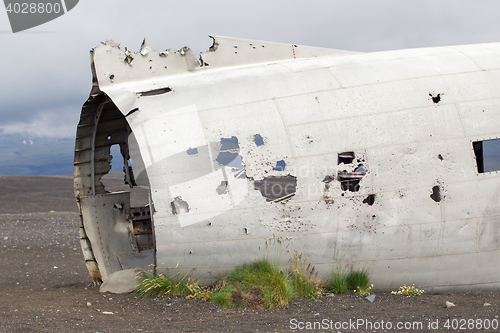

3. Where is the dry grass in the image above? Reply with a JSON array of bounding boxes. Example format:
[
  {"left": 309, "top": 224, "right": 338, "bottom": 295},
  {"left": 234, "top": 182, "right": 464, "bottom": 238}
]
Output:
[{"left": 289, "top": 251, "right": 324, "bottom": 299}]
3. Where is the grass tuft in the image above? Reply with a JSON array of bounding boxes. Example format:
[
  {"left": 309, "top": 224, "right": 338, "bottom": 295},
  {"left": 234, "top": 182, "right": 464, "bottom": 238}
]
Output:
[
  {"left": 135, "top": 271, "right": 208, "bottom": 299},
  {"left": 136, "top": 254, "right": 379, "bottom": 308},
  {"left": 289, "top": 251, "right": 324, "bottom": 299},
  {"left": 346, "top": 268, "right": 373, "bottom": 296},
  {"left": 210, "top": 259, "right": 293, "bottom": 308},
  {"left": 346, "top": 268, "right": 370, "bottom": 291},
  {"left": 328, "top": 271, "right": 349, "bottom": 294},
  {"left": 328, "top": 266, "right": 373, "bottom": 296}
]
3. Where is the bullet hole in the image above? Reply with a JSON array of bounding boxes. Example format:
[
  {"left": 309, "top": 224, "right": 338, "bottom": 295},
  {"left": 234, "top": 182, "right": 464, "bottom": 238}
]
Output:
[
  {"left": 216, "top": 152, "right": 241, "bottom": 167},
  {"left": 254, "top": 175, "right": 297, "bottom": 202},
  {"left": 187, "top": 147, "right": 198, "bottom": 155},
  {"left": 322, "top": 175, "right": 335, "bottom": 183},
  {"left": 216, "top": 136, "right": 244, "bottom": 170},
  {"left": 323, "top": 196, "right": 334, "bottom": 205},
  {"left": 109, "top": 74, "right": 115, "bottom": 80},
  {"left": 322, "top": 175, "right": 335, "bottom": 189},
  {"left": 254, "top": 134, "right": 264, "bottom": 146},
  {"left": 338, "top": 152, "right": 355, "bottom": 165},
  {"left": 273, "top": 160, "right": 286, "bottom": 171},
  {"left": 430, "top": 186, "right": 441, "bottom": 203},
  {"left": 363, "top": 194, "right": 375, "bottom": 206},
  {"left": 137, "top": 87, "right": 172, "bottom": 97},
  {"left": 438, "top": 154, "right": 443, "bottom": 161},
  {"left": 220, "top": 136, "right": 239, "bottom": 150},
  {"left": 354, "top": 164, "right": 367, "bottom": 173},
  {"left": 208, "top": 222, "right": 212, "bottom": 226},
  {"left": 307, "top": 136, "right": 313, "bottom": 144},
  {"left": 338, "top": 168, "right": 365, "bottom": 192},
  {"left": 171, "top": 197, "right": 189, "bottom": 215},
  {"left": 429, "top": 93, "right": 441, "bottom": 104},
  {"left": 216, "top": 181, "right": 228, "bottom": 195},
  {"left": 336, "top": 151, "right": 367, "bottom": 192},
  {"left": 338, "top": 177, "right": 360, "bottom": 191}
]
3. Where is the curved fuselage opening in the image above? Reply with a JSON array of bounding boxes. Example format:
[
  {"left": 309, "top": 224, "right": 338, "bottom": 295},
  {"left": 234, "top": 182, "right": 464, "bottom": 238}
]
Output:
[{"left": 74, "top": 93, "right": 154, "bottom": 283}]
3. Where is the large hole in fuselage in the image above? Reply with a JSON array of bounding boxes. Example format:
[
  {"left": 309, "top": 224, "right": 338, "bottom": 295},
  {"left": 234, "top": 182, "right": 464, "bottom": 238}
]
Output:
[
  {"left": 76, "top": 94, "right": 155, "bottom": 280},
  {"left": 99, "top": 121, "right": 155, "bottom": 257}
]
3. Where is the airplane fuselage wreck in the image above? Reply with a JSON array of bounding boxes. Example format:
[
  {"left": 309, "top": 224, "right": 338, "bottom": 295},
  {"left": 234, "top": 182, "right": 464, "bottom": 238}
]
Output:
[{"left": 74, "top": 36, "right": 500, "bottom": 292}]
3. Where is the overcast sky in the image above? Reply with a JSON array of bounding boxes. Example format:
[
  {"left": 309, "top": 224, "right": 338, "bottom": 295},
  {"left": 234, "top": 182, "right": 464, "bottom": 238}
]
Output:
[{"left": 1, "top": 0, "right": 500, "bottom": 140}]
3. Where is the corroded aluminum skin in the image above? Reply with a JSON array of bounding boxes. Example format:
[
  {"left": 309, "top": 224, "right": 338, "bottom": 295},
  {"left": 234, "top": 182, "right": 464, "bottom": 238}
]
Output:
[{"left": 75, "top": 36, "right": 500, "bottom": 292}]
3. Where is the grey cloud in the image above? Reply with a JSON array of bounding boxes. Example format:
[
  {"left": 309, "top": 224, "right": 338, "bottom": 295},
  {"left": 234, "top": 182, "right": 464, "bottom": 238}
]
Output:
[{"left": 1, "top": 0, "right": 500, "bottom": 139}]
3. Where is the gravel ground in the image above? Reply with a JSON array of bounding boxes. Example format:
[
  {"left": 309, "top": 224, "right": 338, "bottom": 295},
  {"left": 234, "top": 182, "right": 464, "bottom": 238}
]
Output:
[{"left": 0, "top": 175, "right": 499, "bottom": 332}]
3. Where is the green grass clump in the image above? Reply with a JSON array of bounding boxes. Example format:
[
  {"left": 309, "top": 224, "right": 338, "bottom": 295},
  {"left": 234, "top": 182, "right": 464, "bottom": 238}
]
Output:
[
  {"left": 347, "top": 268, "right": 373, "bottom": 297},
  {"left": 210, "top": 259, "right": 294, "bottom": 308},
  {"left": 136, "top": 255, "right": 383, "bottom": 308},
  {"left": 328, "top": 271, "right": 349, "bottom": 294},
  {"left": 135, "top": 271, "right": 192, "bottom": 298},
  {"left": 135, "top": 271, "right": 211, "bottom": 300},
  {"left": 328, "top": 267, "right": 373, "bottom": 296},
  {"left": 347, "top": 268, "right": 371, "bottom": 292}
]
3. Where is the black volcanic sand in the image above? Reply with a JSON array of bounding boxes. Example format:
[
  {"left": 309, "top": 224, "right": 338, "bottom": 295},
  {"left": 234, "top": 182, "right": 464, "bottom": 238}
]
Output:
[{"left": 0, "top": 174, "right": 499, "bottom": 332}]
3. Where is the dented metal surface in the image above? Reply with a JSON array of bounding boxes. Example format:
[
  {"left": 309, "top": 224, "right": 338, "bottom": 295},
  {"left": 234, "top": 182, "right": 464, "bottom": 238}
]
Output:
[{"left": 75, "top": 36, "right": 500, "bottom": 291}]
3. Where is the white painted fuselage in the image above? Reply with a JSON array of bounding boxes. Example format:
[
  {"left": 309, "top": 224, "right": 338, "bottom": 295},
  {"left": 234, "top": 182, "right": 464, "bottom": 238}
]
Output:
[{"left": 75, "top": 36, "right": 500, "bottom": 292}]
